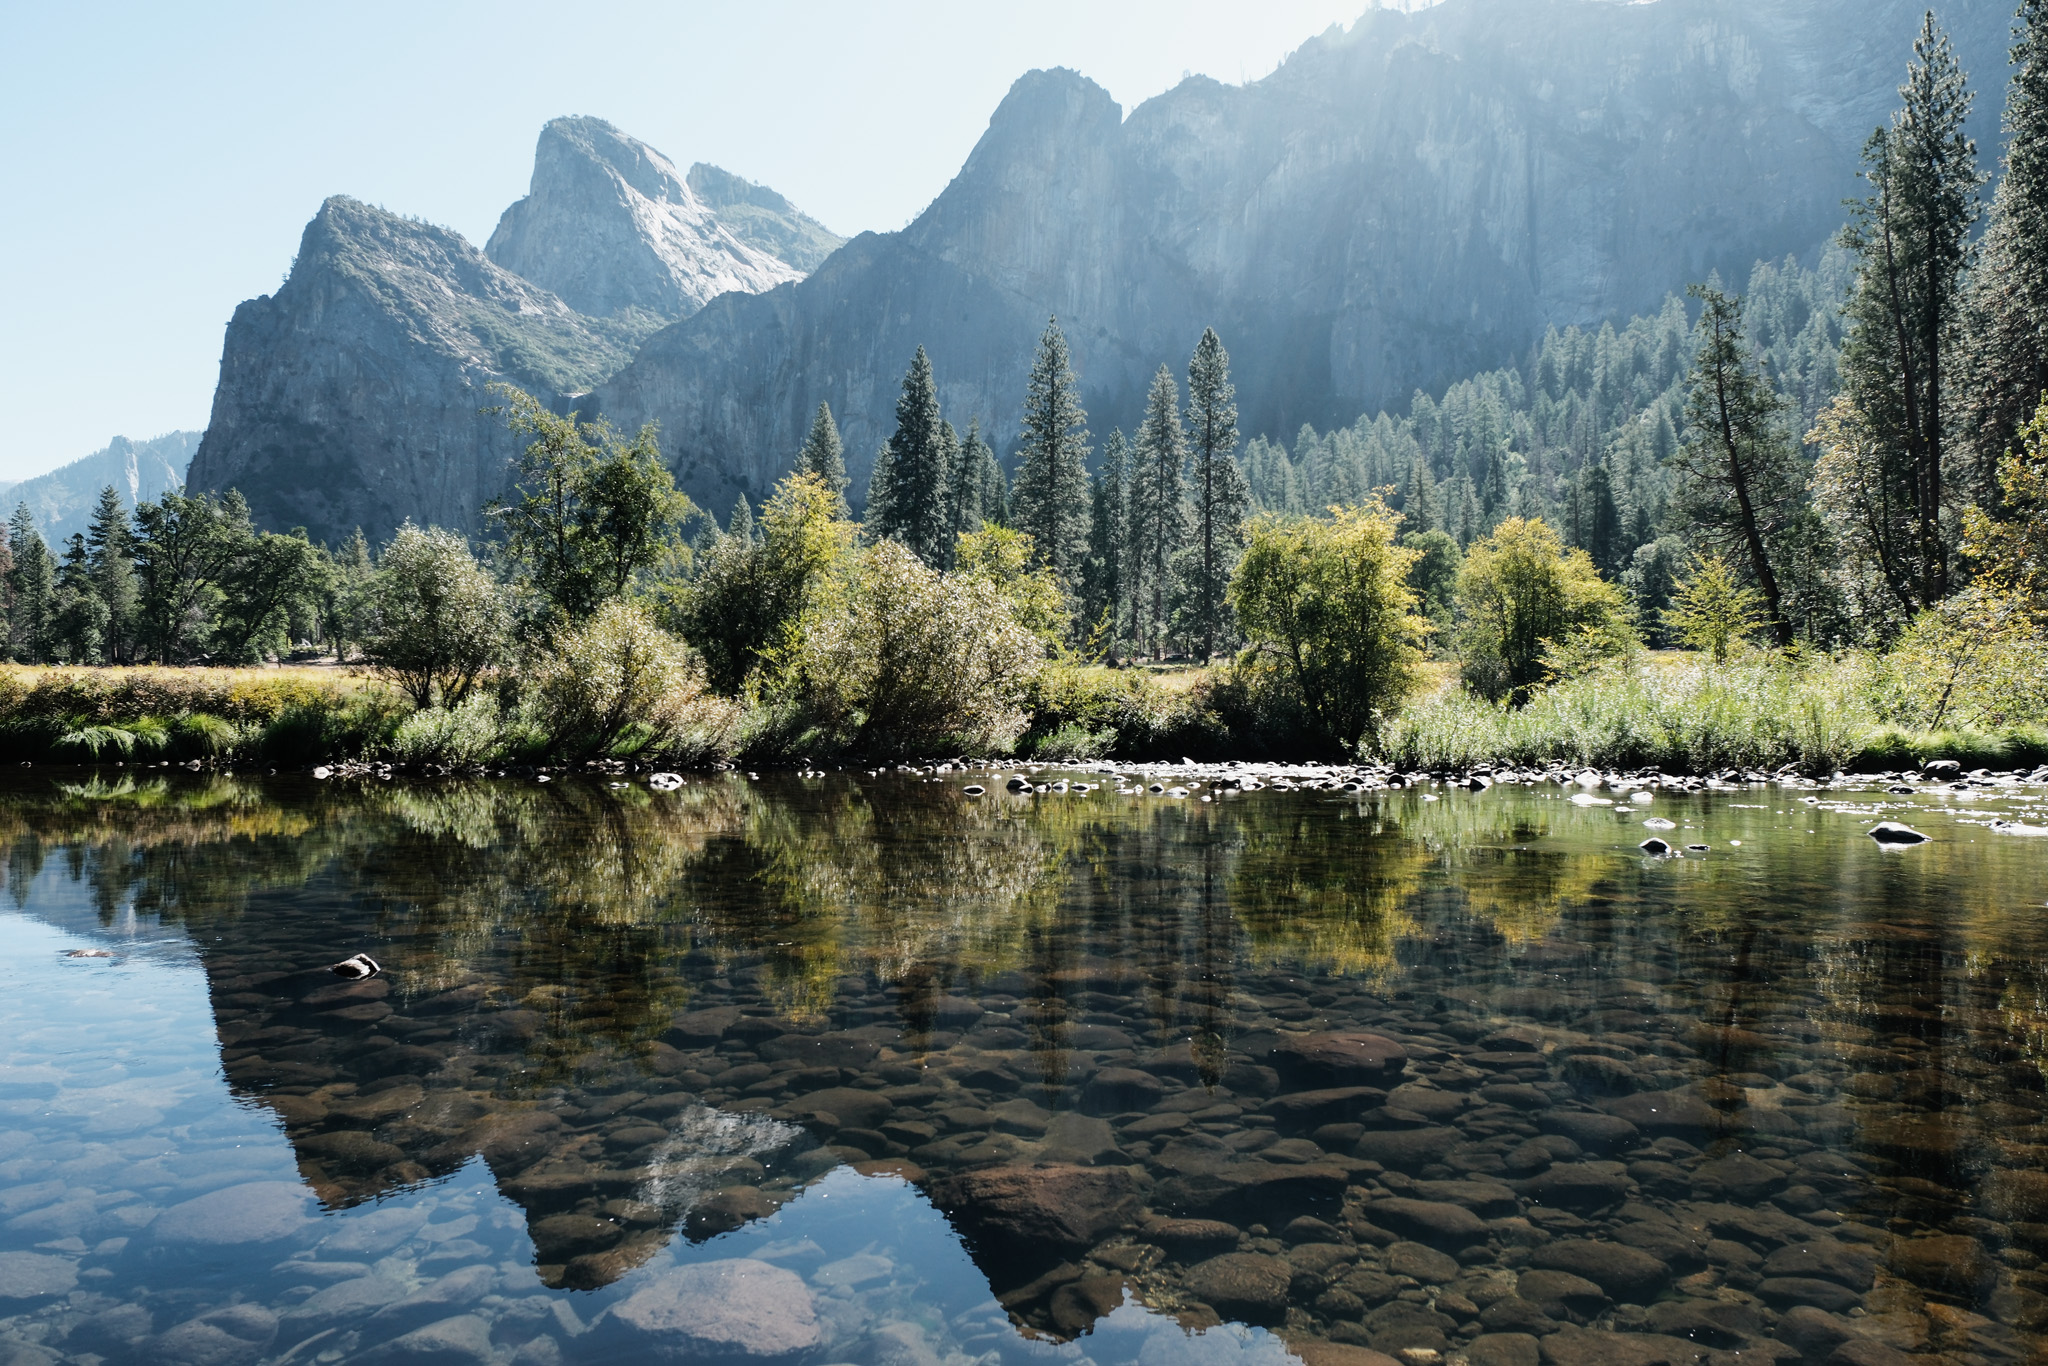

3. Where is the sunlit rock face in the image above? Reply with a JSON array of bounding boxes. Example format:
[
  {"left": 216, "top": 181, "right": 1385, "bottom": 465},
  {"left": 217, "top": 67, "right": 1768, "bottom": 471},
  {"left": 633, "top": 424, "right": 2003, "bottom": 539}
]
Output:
[
  {"left": 590, "top": 0, "right": 2011, "bottom": 516},
  {"left": 485, "top": 117, "right": 803, "bottom": 321}
]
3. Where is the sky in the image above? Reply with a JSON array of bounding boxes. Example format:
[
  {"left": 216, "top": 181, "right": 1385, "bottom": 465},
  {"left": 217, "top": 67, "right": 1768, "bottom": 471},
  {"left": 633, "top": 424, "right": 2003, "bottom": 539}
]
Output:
[{"left": 0, "top": 0, "right": 1453, "bottom": 485}]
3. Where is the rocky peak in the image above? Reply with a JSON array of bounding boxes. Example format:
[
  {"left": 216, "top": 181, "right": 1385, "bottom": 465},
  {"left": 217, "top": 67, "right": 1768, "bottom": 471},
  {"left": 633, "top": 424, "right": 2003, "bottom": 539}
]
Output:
[
  {"left": 485, "top": 116, "right": 800, "bottom": 320},
  {"left": 686, "top": 162, "right": 846, "bottom": 273}
]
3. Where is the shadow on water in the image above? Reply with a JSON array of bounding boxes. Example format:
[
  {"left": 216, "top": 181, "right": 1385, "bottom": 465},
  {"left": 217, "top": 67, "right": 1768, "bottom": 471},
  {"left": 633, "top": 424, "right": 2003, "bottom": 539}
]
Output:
[{"left": 2, "top": 768, "right": 2048, "bottom": 1363}]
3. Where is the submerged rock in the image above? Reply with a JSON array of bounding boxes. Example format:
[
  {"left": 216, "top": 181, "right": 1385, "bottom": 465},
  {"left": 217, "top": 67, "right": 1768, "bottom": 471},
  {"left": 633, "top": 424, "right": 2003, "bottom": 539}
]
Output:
[{"left": 608, "top": 1259, "right": 820, "bottom": 1360}]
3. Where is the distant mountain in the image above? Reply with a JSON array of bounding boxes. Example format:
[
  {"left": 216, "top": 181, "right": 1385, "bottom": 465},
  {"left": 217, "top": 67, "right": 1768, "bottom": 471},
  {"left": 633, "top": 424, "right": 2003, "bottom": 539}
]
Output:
[
  {"left": 10, "top": 432, "right": 197, "bottom": 546},
  {"left": 191, "top": 0, "right": 2016, "bottom": 539},
  {"left": 685, "top": 162, "right": 845, "bottom": 273},
  {"left": 190, "top": 125, "right": 838, "bottom": 544},
  {"left": 484, "top": 117, "right": 807, "bottom": 323}
]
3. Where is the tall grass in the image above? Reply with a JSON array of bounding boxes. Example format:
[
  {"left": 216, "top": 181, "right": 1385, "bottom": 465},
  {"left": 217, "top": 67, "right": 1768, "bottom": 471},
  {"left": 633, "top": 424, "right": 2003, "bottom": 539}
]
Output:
[{"left": 1379, "top": 653, "right": 2048, "bottom": 774}]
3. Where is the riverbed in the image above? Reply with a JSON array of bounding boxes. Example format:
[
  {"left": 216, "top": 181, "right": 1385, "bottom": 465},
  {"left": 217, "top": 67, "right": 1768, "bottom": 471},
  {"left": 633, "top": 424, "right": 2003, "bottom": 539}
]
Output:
[{"left": 0, "top": 767, "right": 2044, "bottom": 1366}]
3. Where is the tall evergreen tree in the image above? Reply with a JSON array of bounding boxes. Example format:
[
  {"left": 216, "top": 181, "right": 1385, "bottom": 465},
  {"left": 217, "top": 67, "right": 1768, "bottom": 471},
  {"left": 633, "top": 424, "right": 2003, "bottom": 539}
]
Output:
[
  {"left": 85, "top": 485, "right": 138, "bottom": 663},
  {"left": 1400, "top": 456, "right": 1438, "bottom": 534},
  {"left": 1011, "top": 317, "right": 1092, "bottom": 596},
  {"left": 797, "top": 401, "right": 849, "bottom": 513},
  {"left": 727, "top": 494, "right": 756, "bottom": 546},
  {"left": 949, "top": 419, "right": 998, "bottom": 546},
  {"left": 1962, "top": 0, "right": 2048, "bottom": 500},
  {"left": 1081, "top": 430, "right": 1129, "bottom": 653},
  {"left": 6, "top": 505, "right": 55, "bottom": 664},
  {"left": 1569, "top": 457, "right": 1625, "bottom": 578},
  {"left": 1675, "top": 285, "right": 1801, "bottom": 647},
  {"left": 1837, "top": 12, "right": 1984, "bottom": 608},
  {"left": 1130, "top": 366, "right": 1189, "bottom": 657},
  {"left": 52, "top": 532, "right": 108, "bottom": 664},
  {"left": 1185, "top": 328, "right": 1250, "bottom": 661},
  {"left": 868, "top": 347, "right": 951, "bottom": 565}
]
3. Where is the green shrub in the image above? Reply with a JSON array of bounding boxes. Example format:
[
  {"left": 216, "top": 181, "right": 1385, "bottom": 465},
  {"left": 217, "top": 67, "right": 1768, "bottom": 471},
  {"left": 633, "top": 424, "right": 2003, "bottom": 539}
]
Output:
[
  {"left": 389, "top": 694, "right": 506, "bottom": 767},
  {"left": 1458, "top": 517, "right": 1635, "bottom": 703},
  {"left": 529, "top": 600, "right": 738, "bottom": 760}
]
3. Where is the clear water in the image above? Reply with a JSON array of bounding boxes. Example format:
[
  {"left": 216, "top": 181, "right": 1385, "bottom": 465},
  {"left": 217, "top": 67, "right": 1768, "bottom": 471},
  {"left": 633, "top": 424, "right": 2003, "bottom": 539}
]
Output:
[{"left": 1, "top": 767, "right": 2046, "bottom": 1366}]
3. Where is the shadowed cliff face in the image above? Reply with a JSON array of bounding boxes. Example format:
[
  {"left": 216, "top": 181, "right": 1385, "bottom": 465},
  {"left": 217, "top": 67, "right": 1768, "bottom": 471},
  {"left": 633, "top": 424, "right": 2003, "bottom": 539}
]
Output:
[{"left": 591, "top": 0, "right": 2013, "bottom": 516}]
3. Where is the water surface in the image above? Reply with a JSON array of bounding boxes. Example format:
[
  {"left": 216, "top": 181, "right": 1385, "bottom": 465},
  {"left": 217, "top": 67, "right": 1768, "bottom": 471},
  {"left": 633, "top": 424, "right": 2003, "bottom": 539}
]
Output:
[{"left": 1, "top": 767, "right": 2045, "bottom": 1366}]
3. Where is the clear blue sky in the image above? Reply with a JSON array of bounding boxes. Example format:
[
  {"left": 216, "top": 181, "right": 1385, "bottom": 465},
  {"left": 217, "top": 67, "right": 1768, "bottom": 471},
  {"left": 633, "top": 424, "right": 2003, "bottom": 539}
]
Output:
[{"left": 0, "top": 0, "right": 1441, "bottom": 483}]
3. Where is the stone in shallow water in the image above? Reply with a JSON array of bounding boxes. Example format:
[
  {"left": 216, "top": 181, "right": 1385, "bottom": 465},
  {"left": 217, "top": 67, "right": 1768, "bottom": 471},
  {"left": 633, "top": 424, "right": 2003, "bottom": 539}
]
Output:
[
  {"left": 929, "top": 1164, "right": 1139, "bottom": 1269},
  {"left": 359, "top": 1313, "right": 497, "bottom": 1365},
  {"left": 0, "top": 1252, "right": 76, "bottom": 1300},
  {"left": 609, "top": 1259, "right": 820, "bottom": 1360},
  {"left": 151, "top": 1303, "right": 279, "bottom": 1366},
  {"left": 1387, "top": 1241, "right": 1461, "bottom": 1283},
  {"left": 1642, "top": 1298, "right": 1761, "bottom": 1347},
  {"left": 1516, "top": 1269, "right": 1608, "bottom": 1318},
  {"left": 1887, "top": 1234, "right": 1995, "bottom": 1302},
  {"left": 1182, "top": 1252, "right": 1293, "bottom": 1323},
  {"left": 1537, "top": 1326, "right": 1709, "bottom": 1366},
  {"left": 149, "top": 1181, "right": 313, "bottom": 1246},
  {"left": 1468, "top": 1332, "right": 1543, "bottom": 1366},
  {"left": 1761, "top": 1239, "right": 1876, "bottom": 1291},
  {"left": 1142, "top": 1217, "right": 1241, "bottom": 1256},
  {"left": 1354, "top": 1126, "right": 1462, "bottom": 1170},
  {"left": 1529, "top": 1241, "right": 1670, "bottom": 1302},
  {"left": 1368, "top": 1197, "right": 1488, "bottom": 1245},
  {"left": 1518, "top": 1162, "right": 1629, "bottom": 1211},
  {"left": 1541, "top": 1113, "right": 1639, "bottom": 1153},
  {"left": 1757, "top": 1276, "right": 1860, "bottom": 1313},
  {"left": 1273, "top": 1032, "right": 1408, "bottom": 1086}
]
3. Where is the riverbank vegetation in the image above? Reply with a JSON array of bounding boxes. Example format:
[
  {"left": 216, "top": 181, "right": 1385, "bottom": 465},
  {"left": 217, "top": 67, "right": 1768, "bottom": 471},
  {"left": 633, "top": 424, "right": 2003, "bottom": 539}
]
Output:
[{"left": 1, "top": 14, "right": 2046, "bottom": 774}]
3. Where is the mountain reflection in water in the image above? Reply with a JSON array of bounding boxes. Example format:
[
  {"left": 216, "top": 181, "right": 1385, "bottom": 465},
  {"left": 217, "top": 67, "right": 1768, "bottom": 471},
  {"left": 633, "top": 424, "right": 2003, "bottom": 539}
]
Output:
[{"left": 1, "top": 768, "right": 2046, "bottom": 1365}]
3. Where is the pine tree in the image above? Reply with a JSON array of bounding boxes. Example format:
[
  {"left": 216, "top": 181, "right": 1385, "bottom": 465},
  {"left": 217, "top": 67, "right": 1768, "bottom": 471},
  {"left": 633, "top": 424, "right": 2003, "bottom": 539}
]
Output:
[
  {"left": 1081, "top": 430, "right": 1129, "bottom": 653},
  {"left": 1011, "top": 317, "right": 1092, "bottom": 597},
  {"left": 85, "top": 485, "right": 137, "bottom": 663},
  {"left": 1185, "top": 328, "right": 1250, "bottom": 661},
  {"left": 53, "top": 532, "right": 108, "bottom": 664},
  {"left": 1400, "top": 456, "right": 1438, "bottom": 534},
  {"left": 1130, "top": 366, "right": 1189, "bottom": 657},
  {"left": 950, "top": 419, "right": 997, "bottom": 546},
  {"left": 1837, "top": 12, "right": 1984, "bottom": 608},
  {"left": 797, "top": 401, "right": 849, "bottom": 513},
  {"left": 728, "top": 494, "right": 756, "bottom": 546},
  {"left": 1962, "top": 0, "right": 2048, "bottom": 500},
  {"left": 6, "top": 505, "right": 55, "bottom": 664},
  {"left": 1569, "top": 458, "right": 1623, "bottom": 578},
  {"left": 869, "top": 347, "right": 951, "bottom": 565},
  {"left": 1675, "top": 285, "right": 1801, "bottom": 647}
]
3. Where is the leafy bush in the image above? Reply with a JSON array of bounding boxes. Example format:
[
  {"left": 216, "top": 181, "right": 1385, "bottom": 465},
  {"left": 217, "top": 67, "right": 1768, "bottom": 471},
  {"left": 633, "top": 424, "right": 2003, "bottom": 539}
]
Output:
[
  {"left": 362, "top": 524, "right": 508, "bottom": 709},
  {"left": 389, "top": 694, "right": 506, "bottom": 767},
  {"left": 774, "top": 540, "right": 1041, "bottom": 754},
  {"left": 1458, "top": 517, "right": 1637, "bottom": 703},
  {"left": 529, "top": 600, "right": 738, "bottom": 761},
  {"left": 1230, "top": 504, "right": 1428, "bottom": 752}
]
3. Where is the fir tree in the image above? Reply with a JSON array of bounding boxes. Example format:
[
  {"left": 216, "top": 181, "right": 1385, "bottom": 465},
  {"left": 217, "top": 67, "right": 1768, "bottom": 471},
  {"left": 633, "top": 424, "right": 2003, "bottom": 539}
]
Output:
[
  {"left": 85, "top": 485, "right": 138, "bottom": 663},
  {"left": 1185, "top": 328, "right": 1250, "bottom": 661},
  {"left": 1081, "top": 430, "right": 1129, "bottom": 653},
  {"left": 1400, "top": 456, "right": 1438, "bottom": 534},
  {"left": 797, "top": 401, "right": 849, "bottom": 512},
  {"left": 950, "top": 419, "right": 997, "bottom": 546},
  {"left": 1010, "top": 317, "right": 1092, "bottom": 597},
  {"left": 869, "top": 347, "right": 951, "bottom": 565},
  {"left": 1130, "top": 366, "right": 1189, "bottom": 657},
  {"left": 1569, "top": 458, "right": 1625, "bottom": 578},
  {"left": 1837, "top": 12, "right": 1984, "bottom": 608},
  {"left": 6, "top": 505, "right": 55, "bottom": 664},
  {"left": 1962, "top": 0, "right": 2048, "bottom": 500},
  {"left": 53, "top": 532, "right": 108, "bottom": 664},
  {"left": 728, "top": 494, "right": 756, "bottom": 546}
]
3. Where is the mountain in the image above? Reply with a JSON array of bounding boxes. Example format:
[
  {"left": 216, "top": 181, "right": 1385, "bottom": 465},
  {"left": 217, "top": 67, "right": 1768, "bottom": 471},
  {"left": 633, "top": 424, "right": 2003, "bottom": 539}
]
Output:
[
  {"left": 190, "top": 123, "right": 840, "bottom": 544},
  {"left": 685, "top": 161, "right": 846, "bottom": 273},
  {"left": 191, "top": 0, "right": 2016, "bottom": 540},
  {"left": 9, "top": 431, "right": 198, "bottom": 546},
  {"left": 588, "top": 0, "right": 2015, "bottom": 516},
  {"left": 484, "top": 117, "right": 810, "bottom": 321}
]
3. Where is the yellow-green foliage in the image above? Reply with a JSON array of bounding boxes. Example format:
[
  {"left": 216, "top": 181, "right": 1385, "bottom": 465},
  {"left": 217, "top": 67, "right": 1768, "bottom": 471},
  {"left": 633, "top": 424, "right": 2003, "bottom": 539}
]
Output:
[
  {"left": 1664, "top": 554, "right": 1765, "bottom": 661},
  {"left": 1458, "top": 517, "right": 1636, "bottom": 703},
  {"left": 529, "top": 600, "right": 741, "bottom": 761},
  {"left": 0, "top": 665, "right": 391, "bottom": 724},
  {"left": 953, "top": 522, "right": 1067, "bottom": 645}
]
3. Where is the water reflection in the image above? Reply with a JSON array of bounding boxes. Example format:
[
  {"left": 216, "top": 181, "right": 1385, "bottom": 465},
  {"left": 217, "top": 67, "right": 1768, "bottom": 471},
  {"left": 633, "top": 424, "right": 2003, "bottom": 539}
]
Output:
[{"left": 0, "top": 770, "right": 2046, "bottom": 1363}]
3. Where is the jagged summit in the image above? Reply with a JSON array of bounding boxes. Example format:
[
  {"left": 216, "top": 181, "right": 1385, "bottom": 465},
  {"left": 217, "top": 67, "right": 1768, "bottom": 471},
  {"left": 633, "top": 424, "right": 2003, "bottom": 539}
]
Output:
[
  {"left": 686, "top": 162, "right": 845, "bottom": 273},
  {"left": 485, "top": 116, "right": 801, "bottom": 320}
]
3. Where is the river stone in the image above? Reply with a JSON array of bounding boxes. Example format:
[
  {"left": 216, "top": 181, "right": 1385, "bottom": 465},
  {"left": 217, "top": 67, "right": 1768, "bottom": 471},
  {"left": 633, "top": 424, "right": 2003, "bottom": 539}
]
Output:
[
  {"left": 791, "top": 1086, "right": 891, "bottom": 1131},
  {"left": 1364, "top": 1301, "right": 1456, "bottom": 1352},
  {"left": 1354, "top": 1126, "right": 1462, "bottom": 1170},
  {"left": 1601, "top": 1090, "right": 1721, "bottom": 1136},
  {"left": 1369, "top": 1196, "right": 1487, "bottom": 1244},
  {"left": 1987, "top": 1169, "right": 2048, "bottom": 1224},
  {"left": 1183, "top": 1252, "right": 1292, "bottom": 1322},
  {"left": 1143, "top": 1217, "right": 1241, "bottom": 1256},
  {"left": 150, "top": 1182, "right": 313, "bottom": 1246},
  {"left": 1517, "top": 1270, "right": 1609, "bottom": 1317},
  {"left": 1265, "top": 1087, "right": 1387, "bottom": 1129},
  {"left": 1538, "top": 1326, "right": 1709, "bottom": 1366},
  {"left": 1082, "top": 1068, "right": 1167, "bottom": 1112},
  {"left": 1417, "top": 1178, "right": 1521, "bottom": 1216},
  {"left": 1388, "top": 1241, "right": 1461, "bottom": 1283},
  {"left": 610, "top": 1259, "right": 820, "bottom": 1360},
  {"left": 280, "top": 1275, "right": 413, "bottom": 1331},
  {"left": 1274, "top": 1032, "right": 1408, "bottom": 1085},
  {"left": 1824, "top": 1340, "right": 1917, "bottom": 1366},
  {"left": 1690, "top": 1152, "right": 1784, "bottom": 1202},
  {"left": 1774, "top": 1305, "right": 1851, "bottom": 1359},
  {"left": 1470, "top": 1332, "right": 1543, "bottom": 1366},
  {"left": 360, "top": 1314, "right": 496, "bottom": 1365},
  {"left": 1385, "top": 1083, "right": 1467, "bottom": 1120},
  {"left": 1481, "top": 1297, "right": 1559, "bottom": 1334},
  {"left": 1643, "top": 1298, "right": 1762, "bottom": 1348},
  {"left": 1761, "top": 1240, "right": 1877, "bottom": 1290},
  {"left": 1887, "top": 1234, "right": 1995, "bottom": 1301},
  {"left": 1519, "top": 1162, "right": 1630, "bottom": 1211},
  {"left": 1530, "top": 1241, "right": 1671, "bottom": 1301},
  {"left": 0, "top": 1252, "right": 76, "bottom": 1300},
  {"left": 1542, "top": 1113, "right": 1640, "bottom": 1153},
  {"left": 1757, "top": 1276, "right": 1861, "bottom": 1313},
  {"left": 758, "top": 1035, "right": 880, "bottom": 1069},
  {"left": 930, "top": 1164, "right": 1138, "bottom": 1265},
  {"left": 152, "top": 1304, "right": 279, "bottom": 1366},
  {"left": 1040, "top": 1113, "right": 1121, "bottom": 1165}
]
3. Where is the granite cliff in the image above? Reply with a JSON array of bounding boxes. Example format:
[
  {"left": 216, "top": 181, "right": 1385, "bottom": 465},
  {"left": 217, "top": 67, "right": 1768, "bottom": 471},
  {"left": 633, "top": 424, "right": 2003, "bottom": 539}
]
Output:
[
  {"left": 192, "top": 0, "right": 2015, "bottom": 539},
  {"left": 10, "top": 431, "right": 197, "bottom": 545}
]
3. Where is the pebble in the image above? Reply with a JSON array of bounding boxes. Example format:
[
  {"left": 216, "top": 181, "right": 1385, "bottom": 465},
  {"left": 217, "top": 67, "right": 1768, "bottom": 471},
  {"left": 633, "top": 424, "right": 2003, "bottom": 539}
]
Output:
[{"left": 608, "top": 1259, "right": 821, "bottom": 1359}]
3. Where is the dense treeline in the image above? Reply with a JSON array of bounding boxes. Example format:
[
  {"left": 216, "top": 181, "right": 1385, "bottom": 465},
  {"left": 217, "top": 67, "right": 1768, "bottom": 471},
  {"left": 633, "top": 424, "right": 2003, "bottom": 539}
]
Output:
[{"left": 6, "top": 6, "right": 2048, "bottom": 772}]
